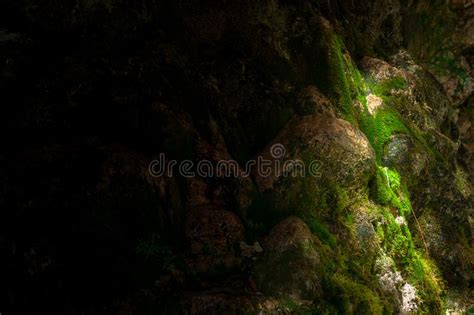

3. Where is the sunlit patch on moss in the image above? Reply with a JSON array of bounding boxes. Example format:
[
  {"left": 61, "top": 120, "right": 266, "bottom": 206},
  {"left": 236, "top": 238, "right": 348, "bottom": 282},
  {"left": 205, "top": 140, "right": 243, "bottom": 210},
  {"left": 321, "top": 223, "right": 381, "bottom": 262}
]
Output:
[{"left": 360, "top": 108, "right": 409, "bottom": 162}]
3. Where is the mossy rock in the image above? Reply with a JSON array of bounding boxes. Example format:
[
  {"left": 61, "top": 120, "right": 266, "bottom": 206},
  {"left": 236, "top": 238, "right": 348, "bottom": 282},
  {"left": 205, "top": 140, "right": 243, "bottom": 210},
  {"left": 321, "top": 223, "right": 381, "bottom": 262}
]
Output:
[
  {"left": 351, "top": 202, "right": 379, "bottom": 253},
  {"left": 361, "top": 55, "right": 442, "bottom": 135},
  {"left": 382, "top": 134, "right": 430, "bottom": 179},
  {"left": 253, "top": 217, "right": 324, "bottom": 302},
  {"left": 251, "top": 114, "right": 375, "bottom": 227}
]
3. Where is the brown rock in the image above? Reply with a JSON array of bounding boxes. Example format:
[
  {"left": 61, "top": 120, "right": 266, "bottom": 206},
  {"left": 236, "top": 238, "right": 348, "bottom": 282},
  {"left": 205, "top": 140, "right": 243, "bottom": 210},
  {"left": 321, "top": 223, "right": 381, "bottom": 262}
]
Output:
[
  {"left": 254, "top": 114, "right": 375, "bottom": 193},
  {"left": 185, "top": 206, "right": 245, "bottom": 273},
  {"left": 262, "top": 216, "right": 316, "bottom": 252},
  {"left": 296, "top": 86, "right": 335, "bottom": 117}
]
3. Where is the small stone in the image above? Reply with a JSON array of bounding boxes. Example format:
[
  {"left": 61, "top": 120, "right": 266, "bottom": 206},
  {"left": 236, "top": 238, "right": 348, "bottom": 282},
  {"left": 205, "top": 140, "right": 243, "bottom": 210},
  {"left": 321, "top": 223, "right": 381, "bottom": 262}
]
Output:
[
  {"left": 366, "top": 93, "right": 384, "bottom": 115},
  {"left": 395, "top": 216, "right": 406, "bottom": 226}
]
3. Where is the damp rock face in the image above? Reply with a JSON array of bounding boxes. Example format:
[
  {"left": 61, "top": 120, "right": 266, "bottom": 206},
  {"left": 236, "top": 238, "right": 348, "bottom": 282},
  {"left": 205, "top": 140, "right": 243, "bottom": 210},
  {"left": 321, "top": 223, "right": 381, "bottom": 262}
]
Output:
[{"left": 352, "top": 203, "right": 378, "bottom": 251}]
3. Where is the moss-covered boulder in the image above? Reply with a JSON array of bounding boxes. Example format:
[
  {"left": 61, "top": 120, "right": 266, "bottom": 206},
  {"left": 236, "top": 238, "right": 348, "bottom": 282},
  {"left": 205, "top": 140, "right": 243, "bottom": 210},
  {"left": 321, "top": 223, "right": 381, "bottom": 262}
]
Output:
[
  {"left": 361, "top": 54, "right": 450, "bottom": 134},
  {"left": 351, "top": 203, "right": 379, "bottom": 253},
  {"left": 248, "top": 113, "right": 375, "bottom": 229},
  {"left": 382, "top": 134, "right": 430, "bottom": 178},
  {"left": 253, "top": 216, "right": 324, "bottom": 303}
]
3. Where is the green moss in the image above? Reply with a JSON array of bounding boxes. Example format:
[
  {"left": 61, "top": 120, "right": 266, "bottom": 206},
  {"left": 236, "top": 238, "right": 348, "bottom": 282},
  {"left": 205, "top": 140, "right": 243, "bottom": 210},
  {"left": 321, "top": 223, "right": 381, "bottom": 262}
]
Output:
[
  {"left": 359, "top": 107, "right": 409, "bottom": 162},
  {"left": 324, "top": 34, "right": 414, "bottom": 168},
  {"left": 318, "top": 34, "right": 446, "bottom": 313},
  {"left": 372, "top": 166, "right": 394, "bottom": 205},
  {"left": 454, "top": 166, "right": 472, "bottom": 198},
  {"left": 367, "top": 76, "right": 407, "bottom": 99},
  {"left": 279, "top": 297, "right": 300, "bottom": 311},
  {"left": 379, "top": 207, "right": 410, "bottom": 259},
  {"left": 306, "top": 217, "right": 337, "bottom": 249},
  {"left": 371, "top": 166, "right": 411, "bottom": 215},
  {"left": 334, "top": 186, "right": 351, "bottom": 212},
  {"left": 409, "top": 253, "right": 444, "bottom": 312},
  {"left": 360, "top": 75, "right": 444, "bottom": 168},
  {"left": 376, "top": 204, "right": 444, "bottom": 312},
  {"left": 329, "top": 273, "right": 384, "bottom": 314},
  {"left": 326, "top": 36, "right": 356, "bottom": 122},
  {"left": 326, "top": 40, "right": 411, "bottom": 163},
  {"left": 375, "top": 223, "right": 385, "bottom": 242},
  {"left": 386, "top": 168, "right": 401, "bottom": 189},
  {"left": 245, "top": 34, "right": 447, "bottom": 313}
]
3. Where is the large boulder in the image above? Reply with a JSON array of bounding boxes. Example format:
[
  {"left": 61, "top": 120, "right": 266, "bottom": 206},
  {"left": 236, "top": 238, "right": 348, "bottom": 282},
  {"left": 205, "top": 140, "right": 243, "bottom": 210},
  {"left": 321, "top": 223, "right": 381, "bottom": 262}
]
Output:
[
  {"left": 185, "top": 206, "right": 245, "bottom": 274},
  {"left": 253, "top": 217, "right": 324, "bottom": 302},
  {"left": 255, "top": 114, "right": 375, "bottom": 192},
  {"left": 249, "top": 113, "right": 375, "bottom": 226}
]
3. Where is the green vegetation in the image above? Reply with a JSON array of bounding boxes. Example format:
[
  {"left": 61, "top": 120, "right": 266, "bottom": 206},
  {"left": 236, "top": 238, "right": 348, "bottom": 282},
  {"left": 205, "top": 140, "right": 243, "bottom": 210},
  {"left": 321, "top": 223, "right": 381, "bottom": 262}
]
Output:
[
  {"left": 360, "top": 108, "right": 408, "bottom": 161},
  {"left": 329, "top": 273, "right": 384, "bottom": 314},
  {"left": 327, "top": 36, "right": 356, "bottom": 121},
  {"left": 372, "top": 166, "right": 411, "bottom": 216},
  {"left": 248, "top": 28, "right": 450, "bottom": 314},
  {"left": 367, "top": 76, "right": 407, "bottom": 99},
  {"left": 359, "top": 76, "right": 410, "bottom": 161},
  {"left": 321, "top": 35, "right": 444, "bottom": 313},
  {"left": 279, "top": 297, "right": 301, "bottom": 312},
  {"left": 306, "top": 216, "right": 337, "bottom": 248}
]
